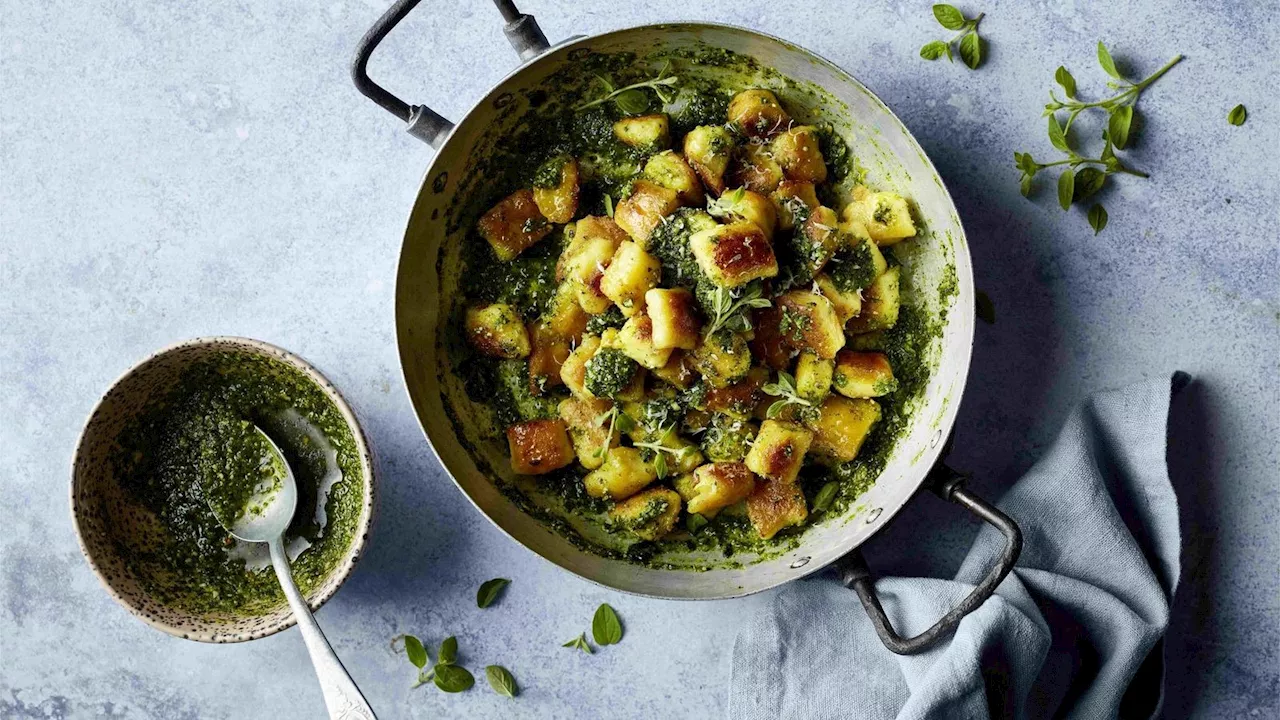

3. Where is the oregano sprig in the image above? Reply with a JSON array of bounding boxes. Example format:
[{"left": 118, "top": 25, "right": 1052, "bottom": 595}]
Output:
[
  {"left": 920, "top": 5, "right": 986, "bottom": 69},
  {"left": 577, "top": 61, "right": 679, "bottom": 112},
  {"left": 704, "top": 284, "right": 772, "bottom": 337},
  {"left": 1015, "top": 44, "right": 1182, "bottom": 233},
  {"left": 761, "top": 371, "right": 812, "bottom": 419}
]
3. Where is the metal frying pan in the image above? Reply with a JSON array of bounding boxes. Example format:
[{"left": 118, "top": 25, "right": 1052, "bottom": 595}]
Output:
[{"left": 353, "top": 0, "right": 1021, "bottom": 654}]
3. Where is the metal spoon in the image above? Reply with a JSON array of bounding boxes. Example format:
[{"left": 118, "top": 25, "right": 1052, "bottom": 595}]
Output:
[{"left": 209, "top": 425, "right": 377, "bottom": 720}]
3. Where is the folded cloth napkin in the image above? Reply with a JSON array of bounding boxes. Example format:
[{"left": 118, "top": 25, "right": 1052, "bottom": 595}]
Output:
[{"left": 728, "top": 374, "right": 1184, "bottom": 720}]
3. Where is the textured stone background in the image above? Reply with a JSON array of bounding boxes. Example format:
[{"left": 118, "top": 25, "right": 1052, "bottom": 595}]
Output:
[{"left": 2, "top": 0, "right": 1277, "bottom": 717}]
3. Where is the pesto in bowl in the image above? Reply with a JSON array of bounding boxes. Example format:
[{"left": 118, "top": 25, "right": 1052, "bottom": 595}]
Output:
[{"left": 72, "top": 338, "right": 374, "bottom": 641}]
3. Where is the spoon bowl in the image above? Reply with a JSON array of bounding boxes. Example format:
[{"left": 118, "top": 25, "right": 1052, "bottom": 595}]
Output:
[{"left": 204, "top": 422, "right": 378, "bottom": 720}]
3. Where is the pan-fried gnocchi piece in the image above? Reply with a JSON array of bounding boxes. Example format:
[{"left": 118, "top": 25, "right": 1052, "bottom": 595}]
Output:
[
  {"left": 642, "top": 151, "right": 705, "bottom": 207},
  {"left": 683, "top": 125, "right": 735, "bottom": 195},
  {"left": 846, "top": 266, "right": 901, "bottom": 334},
  {"left": 599, "top": 241, "right": 661, "bottom": 317},
  {"left": 645, "top": 288, "right": 701, "bottom": 350},
  {"left": 613, "top": 113, "right": 671, "bottom": 150},
  {"left": 466, "top": 303, "right": 530, "bottom": 359},
  {"left": 843, "top": 191, "right": 916, "bottom": 245},
  {"left": 609, "top": 487, "right": 682, "bottom": 540},
  {"left": 833, "top": 350, "right": 898, "bottom": 398},
  {"left": 584, "top": 446, "right": 658, "bottom": 500},
  {"left": 506, "top": 419, "right": 575, "bottom": 475},
  {"left": 477, "top": 189, "right": 554, "bottom": 261},
  {"left": 690, "top": 221, "right": 779, "bottom": 288},
  {"left": 614, "top": 180, "right": 681, "bottom": 244},
  {"left": 769, "top": 125, "right": 827, "bottom": 183},
  {"left": 464, "top": 76, "right": 933, "bottom": 551},
  {"left": 728, "top": 88, "right": 790, "bottom": 138},
  {"left": 807, "top": 396, "right": 880, "bottom": 465},
  {"left": 532, "top": 156, "right": 580, "bottom": 224}
]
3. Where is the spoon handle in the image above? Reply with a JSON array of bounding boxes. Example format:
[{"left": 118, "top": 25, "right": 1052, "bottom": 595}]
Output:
[{"left": 269, "top": 537, "right": 378, "bottom": 720}]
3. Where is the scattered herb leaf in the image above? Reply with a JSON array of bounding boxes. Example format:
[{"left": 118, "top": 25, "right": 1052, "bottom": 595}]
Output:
[
  {"left": 562, "top": 633, "right": 593, "bottom": 654},
  {"left": 477, "top": 578, "right": 511, "bottom": 609},
  {"left": 485, "top": 666, "right": 519, "bottom": 698},
  {"left": 1088, "top": 204, "right": 1108, "bottom": 235},
  {"left": 433, "top": 664, "right": 475, "bottom": 693},
  {"left": 577, "top": 61, "right": 679, "bottom": 112},
  {"left": 438, "top": 636, "right": 458, "bottom": 666},
  {"left": 761, "top": 371, "right": 812, "bottom": 419},
  {"left": 1016, "top": 47, "right": 1182, "bottom": 232},
  {"left": 704, "top": 284, "right": 771, "bottom": 337},
  {"left": 1228, "top": 104, "right": 1247, "bottom": 126},
  {"left": 404, "top": 635, "right": 428, "bottom": 670},
  {"left": 920, "top": 6, "right": 986, "bottom": 69},
  {"left": 592, "top": 603, "right": 624, "bottom": 646}
]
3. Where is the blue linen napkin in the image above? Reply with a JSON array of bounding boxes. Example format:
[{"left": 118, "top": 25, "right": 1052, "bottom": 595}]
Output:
[{"left": 728, "top": 374, "right": 1184, "bottom": 720}]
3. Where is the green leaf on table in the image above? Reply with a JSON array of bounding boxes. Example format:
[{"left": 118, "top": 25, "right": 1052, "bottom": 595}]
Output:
[
  {"left": 1057, "top": 170, "right": 1075, "bottom": 211},
  {"left": 813, "top": 482, "right": 839, "bottom": 513},
  {"left": 485, "top": 665, "right": 519, "bottom": 698},
  {"left": 1108, "top": 105, "right": 1134, "bottom": 149},
  {"left": 1228, "top": 104, "right": 1247, "bottom": 126},
  {"left": 1073, "top": 167, "right": 1107, "bottom": 201},
  {"left": 933, "top": 4, "right": 967, "bottom": 30},
  {"left": 562, "top": 633, "right": 593, "bottom": 654},
  {"left": 403, "top": 635, "right": 428, "bottom": 669},
  {"left": 433, "top": 664, "right": 475, "bottom": 693},
  {"left": 959, "top": 32, "right": 982, "bottom": 69},
  {"left": 1047, "top": 114, "right": 1069, "bottom": 152},
  {"left": 477, "top": 578, "right": 511, "bottom": 608},
  {"left": 920, "top": 40, "right": 949, "bottom": 61},
  {"left": 975, "top": 290, "right": 996, "bottom": 324},
  {"left": 1097, "top": 41, "right": 1122, "bottom": 79},
  {"left": 1088, "top": 204, "right": 1108, "bottom": 235},
  {"left": 1019, "top": 174, "right": 1033, "bottom": 197},
  {"left": 592, "top": 603, "right": 624, "bottom": 646},
  {"left": 438, "top": 636, "right": 458, "bottom": 666},
  {"left": 1055, "top": 66, "right": 1077, "bottom": 98}
]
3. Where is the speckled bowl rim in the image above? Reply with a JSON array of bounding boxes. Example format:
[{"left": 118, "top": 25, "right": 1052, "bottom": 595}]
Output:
[{"left": 70, "top": 336, "right": 378, "bottom": 643}]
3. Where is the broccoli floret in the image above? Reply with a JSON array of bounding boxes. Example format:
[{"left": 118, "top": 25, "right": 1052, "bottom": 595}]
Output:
[
  {"left": 532, "top": 154, "right": 570, "bottom": 189},
  {"left": 827, "top": 241, "right": 879, "bottom": 294},
  {"left": 584, "top": 306, "right": 627, "bottom": 335},
  {"left": 583, "top": 348, "right": 639, "bottom": 399},
  {"left": 647, "top": 207, "right": 718, "bottom": 289},
  {"left": 700, "top": 414, "right": 757, "bottom": 462}
]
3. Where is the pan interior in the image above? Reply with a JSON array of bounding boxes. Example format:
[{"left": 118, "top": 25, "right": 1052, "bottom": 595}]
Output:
[{"left": 395, "top": 25, "right": 973, "bottom": 598}]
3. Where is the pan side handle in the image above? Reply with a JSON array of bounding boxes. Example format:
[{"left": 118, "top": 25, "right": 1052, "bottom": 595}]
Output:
[
  {"left": 834, "top": 464, "right": 1023, "bottom": 655},
  {"left": 351, "top": 0, "right": 550, "bottom": 147}
]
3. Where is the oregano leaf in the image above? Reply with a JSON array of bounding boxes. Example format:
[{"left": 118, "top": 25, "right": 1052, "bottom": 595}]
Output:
[
  {"left": 1073, "top": 167, "right": 1106, "bottom": 201},
  {"left": 1057, "top": 170, "right": 1075, "bottom": 211},
  {"left": 485, "top": 665, "right": 518, "bottom": 698},
  {"left": 1109, "top": 105, "right": 1134, "bottom": 149},
  {"left": 1055, "top": 66, "right": 1077, "bottom": 98},
  {"left": 592, "top": 603, "right": 624, "bottom": 646},
  {"left": 920, "top": 41, "right": 949, "bottom": 61},
  {"left": 404, "top": 635, "right": 428, "bottom": 670},
  {"left": 932, "top": 4, "right": 967, "bottom": 30},
  {"left": 438, "top": 636, "right": 458, "bottom": 666},
  {"left": 1020, "top": 174, "right": 1033, "bottom": 197},
  {"left": 1047, "top": 114, "right": 1069, "bottom": 152},
  {"left": 1088, "top": 204, "right": 1108, "bottom": 234},
  {"left": 433, "top": 664, "right": 474, "bottom": 693},
  {"left": 1228, "top": 104, "right": 1247, "bottom": 126},
  {"left": 477, "top": 578, "right": 511, "bottom": 608},
  {"left": 562, "top": 633, "right": 593, "bottom": 654},
  {"left": 959, "top": 32, "right": 982, "bottom": 70},
  {"left": 1096, "top": 41, "right": 1122, "bottom": 79}
]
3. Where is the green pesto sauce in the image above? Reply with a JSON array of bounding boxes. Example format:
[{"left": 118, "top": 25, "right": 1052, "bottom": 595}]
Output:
[
  {"left": 444, "top": 45, "right": 945, "bottom": 569},
  {"left": 109, "top": 352, "right": 363, "bottom": 616}
]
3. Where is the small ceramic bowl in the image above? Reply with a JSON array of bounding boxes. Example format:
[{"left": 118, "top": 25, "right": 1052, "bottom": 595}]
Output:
[{"left": 71, "top": 336, "right": 376, "bottom": 643}]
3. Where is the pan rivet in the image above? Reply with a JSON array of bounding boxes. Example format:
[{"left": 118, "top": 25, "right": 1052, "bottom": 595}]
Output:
[
  {"left": 865, "top": 507, "right": 883, "bottom": 524},
  {"left": 930, "top": 429, "right": 942, "bottom": 448},
  {"left": 493, "top": 92, "right": 513, "bottom": 109},
  {"left": 790, "top": 557, "right": 810, "bottom": 568}
]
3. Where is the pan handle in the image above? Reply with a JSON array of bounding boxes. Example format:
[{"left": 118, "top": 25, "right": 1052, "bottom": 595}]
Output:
[
  {"left": 834, "top": 464, "right": 1023, "bottom": 655},
  {"left": 350, "top": 0, "right": 550, "bottom": 147}
]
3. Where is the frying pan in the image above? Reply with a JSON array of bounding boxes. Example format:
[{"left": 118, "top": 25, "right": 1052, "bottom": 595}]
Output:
[{"left": 353, "top": 0, "right": 1021, "bottom": 654}]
